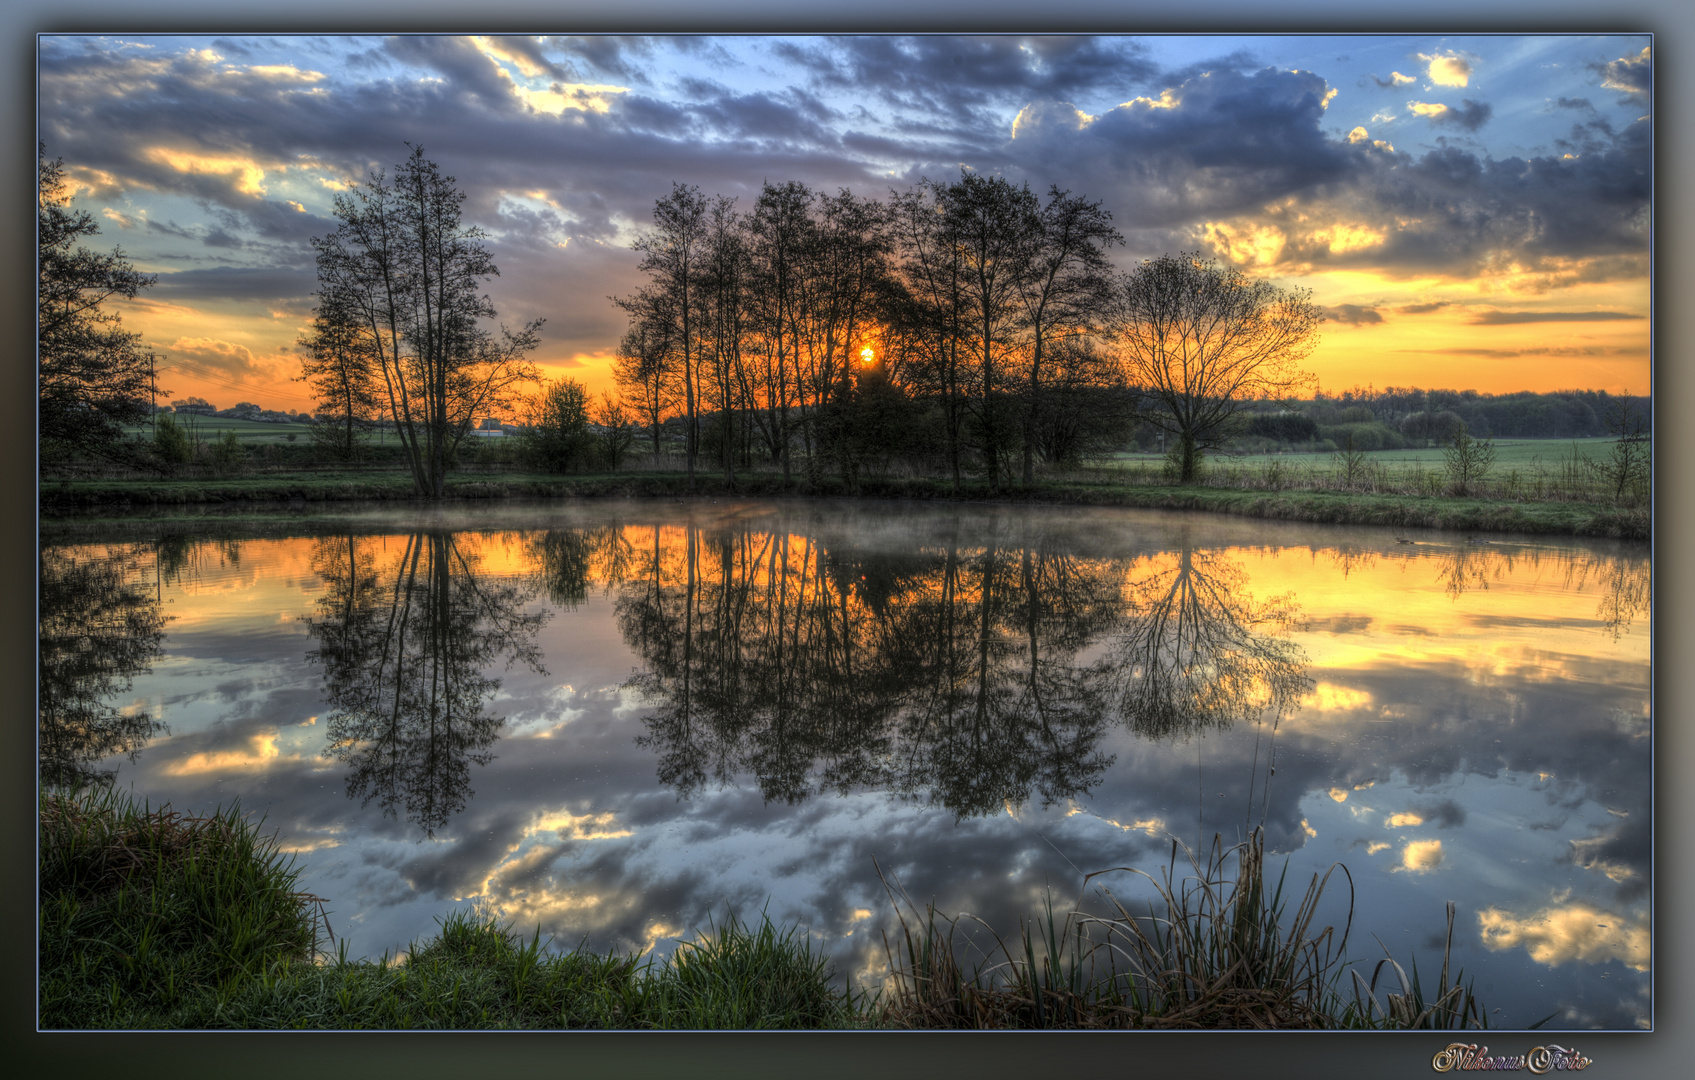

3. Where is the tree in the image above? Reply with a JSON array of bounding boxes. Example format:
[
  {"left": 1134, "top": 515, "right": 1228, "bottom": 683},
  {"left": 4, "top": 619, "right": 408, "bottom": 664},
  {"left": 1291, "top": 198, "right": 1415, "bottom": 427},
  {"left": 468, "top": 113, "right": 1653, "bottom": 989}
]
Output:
[
  {"left": 521, "top": 376, "right": 592, "bottom": 473},
  {"left": 1443, "top": 425, "right": 1497, "bottom": 496},
  {"left": 936, "top": 172, "right": 1041, "bottom": 490},
  {"left": 595, "top": 392, "right": 635, "bottom": 471},
  {"left": 1012, "top": 187, "right": 1122, "bottom": 484},
  {"left": 623, "top": 184, "right": 710, "bottom": 488},
  {"left": 310, "top": 145, "right": 543, "bottom": 498},
  {"left": 1589, "top": 398, "right": 1650, "bottom": 504},
  {"left": 38, "top": 145, "right": 160, "bottom": 462},
  {"left": 297, "top": 287, "right": 383, "bottom": 461},
  {"left": 1111, "top": 253, "right": 1319, "bottom": 483},
  {"left": 612, "top": 297, "right": 679, "bottom": 460}
]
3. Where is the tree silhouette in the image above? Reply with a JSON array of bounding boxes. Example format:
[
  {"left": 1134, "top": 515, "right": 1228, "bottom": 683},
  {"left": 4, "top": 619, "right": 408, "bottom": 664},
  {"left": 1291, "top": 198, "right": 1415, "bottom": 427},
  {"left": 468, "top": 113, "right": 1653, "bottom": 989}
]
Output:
[{"left": 38, "top": 145, "right": 159, "bottom": 463}]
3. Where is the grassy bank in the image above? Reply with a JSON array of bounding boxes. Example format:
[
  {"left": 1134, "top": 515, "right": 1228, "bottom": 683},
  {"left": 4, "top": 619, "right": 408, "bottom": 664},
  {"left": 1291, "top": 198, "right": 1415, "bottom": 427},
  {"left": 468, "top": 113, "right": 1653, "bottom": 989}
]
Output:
[
  {"left": 40, "top": 465, "right": 1647, "bottom": 540},
  {"left": 41, "top": 789, "right": 1497, "bottom": 1031}
]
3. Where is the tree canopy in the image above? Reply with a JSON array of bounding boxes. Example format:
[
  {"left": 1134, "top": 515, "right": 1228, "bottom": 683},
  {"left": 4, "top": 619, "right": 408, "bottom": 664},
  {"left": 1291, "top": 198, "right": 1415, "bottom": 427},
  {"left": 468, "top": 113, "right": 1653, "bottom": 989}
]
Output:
[
  {"left": 1112, "top": 253, "right": 1320, "bottom": 482},
  {"left": 38, "top": 144, "right": 159, "bottom": 461}
]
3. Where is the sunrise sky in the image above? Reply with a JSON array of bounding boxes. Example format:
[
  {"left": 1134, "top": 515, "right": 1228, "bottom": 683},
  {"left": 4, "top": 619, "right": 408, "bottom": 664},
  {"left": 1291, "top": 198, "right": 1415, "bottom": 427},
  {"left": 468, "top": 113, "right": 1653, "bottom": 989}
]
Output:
[{"left": 37, "top": 33, "right": 1652, "bottom": 413}]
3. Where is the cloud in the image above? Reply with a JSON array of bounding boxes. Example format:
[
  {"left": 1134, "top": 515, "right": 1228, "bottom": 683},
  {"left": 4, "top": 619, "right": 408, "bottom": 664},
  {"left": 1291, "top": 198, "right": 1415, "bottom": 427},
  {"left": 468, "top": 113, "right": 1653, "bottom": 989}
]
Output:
[
  {"left": 1397, "top": 300, "right": 1452, "bottom": 315},
  {"left": 1594, "top": 46, "right": 1650, "bottom": 104},
  {"left": 1397, "top": 839, "right": 1444, "bottom": 872},
  {"left": 1478, "top": 901, "right": 1649, "bottom": 970},
  {"left": 1418, "top": 50, "right": 1473, "bottom": 87},
  {"left": 1322, "top": 303, "right": 1384, "bottom": 326},
  {"left": 1370, "top": 71, "right": 1417, "bottom": 89},
  {"left": 151, "top": 266, "right": 318, "bottom": 303},
  {"left": 780, "top": 35, "right": 1158, "bottom": 129},
  {"left": 1468, "top": 310, "right": 1644, "bottom": 325},
  {"left": 1003, "top": 65, "right": 1355, "bottom": 230},
  {"left": 166, "top": 336, "right": 278, "bottom": 380},
  {"left": 1407, "top": 98, "right": 1492, "bottom": 131}
]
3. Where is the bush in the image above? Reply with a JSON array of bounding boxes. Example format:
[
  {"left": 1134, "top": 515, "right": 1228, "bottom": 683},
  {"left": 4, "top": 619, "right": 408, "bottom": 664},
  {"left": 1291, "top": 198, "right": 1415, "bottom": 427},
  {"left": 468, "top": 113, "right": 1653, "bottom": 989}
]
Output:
[
  {"left": 151, "top": 413, "right": 193, "bottom": 469},
  {"left": 522, "top": 378, "right": 594, "bottom": 473}
]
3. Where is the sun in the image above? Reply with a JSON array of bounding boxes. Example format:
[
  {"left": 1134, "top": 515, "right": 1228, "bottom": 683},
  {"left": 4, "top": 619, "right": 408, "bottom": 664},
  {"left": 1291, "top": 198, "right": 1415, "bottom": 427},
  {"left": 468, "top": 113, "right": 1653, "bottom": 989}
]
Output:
[{"left": 859, "top": 346, "right": 875, "bottom": 365}]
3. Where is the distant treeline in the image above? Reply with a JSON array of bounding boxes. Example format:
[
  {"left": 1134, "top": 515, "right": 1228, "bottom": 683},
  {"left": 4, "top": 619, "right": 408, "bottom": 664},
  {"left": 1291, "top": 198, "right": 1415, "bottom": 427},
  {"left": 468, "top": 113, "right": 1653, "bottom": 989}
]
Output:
[{"left": 1243, "top": 387, "right": 1649, "bottom": 451}]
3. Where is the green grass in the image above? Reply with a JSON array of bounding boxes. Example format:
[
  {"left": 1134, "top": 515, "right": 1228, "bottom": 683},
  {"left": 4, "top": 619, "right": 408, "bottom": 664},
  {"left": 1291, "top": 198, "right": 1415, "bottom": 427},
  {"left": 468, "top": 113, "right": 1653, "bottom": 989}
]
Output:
[{"left": 39, "top": 786, "right": 327, "bottom": 1028}]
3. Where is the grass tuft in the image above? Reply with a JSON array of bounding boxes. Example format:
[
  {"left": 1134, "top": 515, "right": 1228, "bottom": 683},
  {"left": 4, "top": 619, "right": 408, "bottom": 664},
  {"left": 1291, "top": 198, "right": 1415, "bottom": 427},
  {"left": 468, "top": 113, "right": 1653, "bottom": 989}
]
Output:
[{"left": 875, "top": 828, "right": 1490, "bottom": 1030}]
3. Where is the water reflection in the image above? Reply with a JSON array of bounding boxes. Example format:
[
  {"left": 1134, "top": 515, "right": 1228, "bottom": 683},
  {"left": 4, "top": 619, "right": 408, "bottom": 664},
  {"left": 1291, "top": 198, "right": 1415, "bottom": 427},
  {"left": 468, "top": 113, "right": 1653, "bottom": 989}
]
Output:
[
  {"left": 306, "top": 532, "right": 549, "bottom": 836},
  {"left": 615, "top": 520, "right": 1306, "bottom": 818},
  {"left": 1106, "top": 541, "right": 1308, "bottom": 740},
  {"left": 38, "top": 544, "right": 168, "bottom": 786},
  {"left": 35, "top": 504, "right": 1652, "bottom": 1028}
]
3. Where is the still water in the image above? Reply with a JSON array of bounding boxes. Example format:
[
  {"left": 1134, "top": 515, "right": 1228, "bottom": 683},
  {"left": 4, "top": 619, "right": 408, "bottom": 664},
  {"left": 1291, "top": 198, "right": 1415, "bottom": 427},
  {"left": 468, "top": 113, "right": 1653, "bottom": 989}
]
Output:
[{"left": 40, "top": 499, "right": 1651, "bottom": 1029}]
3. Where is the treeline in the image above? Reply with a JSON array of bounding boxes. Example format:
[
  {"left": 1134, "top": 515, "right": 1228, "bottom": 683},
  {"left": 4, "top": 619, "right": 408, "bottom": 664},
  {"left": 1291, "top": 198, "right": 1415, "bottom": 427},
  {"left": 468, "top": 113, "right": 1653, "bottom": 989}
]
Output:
[
  {"left": 1298, "top": 387, "right": 1648, "bottom": 441},
  {"left": 610, "top": 173, "right": 1134, "bottom": 492}
]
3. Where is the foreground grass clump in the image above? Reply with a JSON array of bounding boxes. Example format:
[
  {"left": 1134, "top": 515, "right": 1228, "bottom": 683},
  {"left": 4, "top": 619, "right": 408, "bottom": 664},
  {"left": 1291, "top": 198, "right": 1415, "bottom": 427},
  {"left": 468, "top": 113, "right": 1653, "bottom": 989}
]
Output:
[
  {"left": 877, "top": 828, "right": 1489, "bottom": 1030},
  {"left": 40, "top": 789, "right": 863, "bottom": 1030},
  {"left": 39, "top": 787, "right": 328, "bottom": 1028}
]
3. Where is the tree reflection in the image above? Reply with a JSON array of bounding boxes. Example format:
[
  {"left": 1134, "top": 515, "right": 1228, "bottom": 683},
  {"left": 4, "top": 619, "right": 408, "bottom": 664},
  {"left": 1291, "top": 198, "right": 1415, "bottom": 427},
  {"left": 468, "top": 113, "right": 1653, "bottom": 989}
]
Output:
[
  {"left": 1104, "top": 539, "right": 1310, "bottom": 739},
  {"left": 307, "top": 532, "right": 548, "bottom": 836},
  {"left": 618, "top": 516, "right": 1305, "bottom": 816},
  {"left": 38, "top": 544, "right": 168, "bottom": 786}
]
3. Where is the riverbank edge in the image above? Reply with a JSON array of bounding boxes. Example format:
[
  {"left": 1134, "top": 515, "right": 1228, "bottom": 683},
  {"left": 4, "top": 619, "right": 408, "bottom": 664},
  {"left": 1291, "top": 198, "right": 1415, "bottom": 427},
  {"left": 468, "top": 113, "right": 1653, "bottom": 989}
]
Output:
[{"left": 39, "top": 470, "right": 1650, "bottom": 540}]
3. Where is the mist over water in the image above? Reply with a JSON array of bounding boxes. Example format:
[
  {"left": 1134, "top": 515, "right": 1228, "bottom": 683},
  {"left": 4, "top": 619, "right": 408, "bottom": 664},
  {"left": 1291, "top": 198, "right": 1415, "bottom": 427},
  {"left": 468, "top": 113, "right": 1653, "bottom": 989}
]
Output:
[{"left": 40, "top": 499, "right": 1651, "bottom": 1029}]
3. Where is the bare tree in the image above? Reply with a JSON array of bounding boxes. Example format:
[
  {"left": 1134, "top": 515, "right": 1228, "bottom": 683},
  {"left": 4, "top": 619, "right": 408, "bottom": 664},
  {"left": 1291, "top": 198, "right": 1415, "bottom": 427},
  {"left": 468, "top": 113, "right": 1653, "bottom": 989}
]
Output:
[
  {"left": 310, "top": 145, "right": 542, "bottom": 498},
  {"left": 625, "top": 184, "right": 710, "bottom": 488},
  {"left": 1013, "top": 187, "right": 1122, "bottom": 484},
  {"left": 936, "top": 172, "right": 1041, "bottom": 490},
  {"left": 1112, "top": 253, "right": 1319, "bottom": 483}
]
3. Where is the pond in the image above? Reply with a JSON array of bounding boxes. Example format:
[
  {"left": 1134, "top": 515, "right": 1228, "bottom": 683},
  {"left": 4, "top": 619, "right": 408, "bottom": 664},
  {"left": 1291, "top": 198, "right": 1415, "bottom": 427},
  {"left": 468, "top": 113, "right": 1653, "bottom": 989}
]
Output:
[{"left": 39, "top": 499, "right": 1651, "bottom": 1029}]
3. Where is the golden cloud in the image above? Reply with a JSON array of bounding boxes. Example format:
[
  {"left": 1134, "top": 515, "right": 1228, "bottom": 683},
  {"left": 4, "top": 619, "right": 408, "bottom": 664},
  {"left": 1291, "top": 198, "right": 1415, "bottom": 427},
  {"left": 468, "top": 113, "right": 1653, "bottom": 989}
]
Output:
[
  {"left": 1397, "top": 839, "right": 1444, "bottom": 872},
  {"left": 1386, "top": 812, "right": 1425, "bottom": 828},
  {"left": 1418, "top": 51, "right": 1473, "bottom": 87},
  {"left": 1477, "top": 901, "right": 1649, "bottom": 971},
  {"left": 144, "top": 146, "right": 270, "bottom": 197}
]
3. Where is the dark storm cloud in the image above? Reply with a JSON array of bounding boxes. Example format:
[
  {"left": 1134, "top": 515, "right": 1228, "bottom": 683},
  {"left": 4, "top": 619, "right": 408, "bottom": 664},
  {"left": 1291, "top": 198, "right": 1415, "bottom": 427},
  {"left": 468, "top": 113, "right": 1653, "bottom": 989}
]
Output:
[
  {"left": 1323, "top": 303, "right": 1384, "bottom": 326},
  {"left": 780, "top": 35, "right": 1158, "bottom": 130},
  {"left": 1411, "top": 798, "right": 1468, "bottom": 829},
  {"left": 545, "top": 35, "right": 662, "bottom": 85},
  {"left": 1468, "top": 310, "right": 1644, "bottom": 325},
  {"left": 39, "top": 35, "right": 1653, "bottom": 325},
  {"left": 1309, "top": 120, "right": 1648, "bottom": 276},
  {"left": 152, "top": 266, "right": 319, "bottom": 302},
  {"left": 1002, "top": 65, "right": 1355, "bottom": 230},
  {"left": 382, "top": 36, "right": 521, "bottom": 112},
  {"left": 1436, "top": 99, "right": 1492, "bottom": 132}
]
